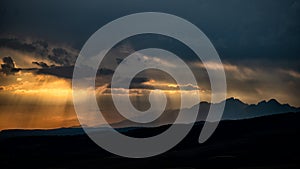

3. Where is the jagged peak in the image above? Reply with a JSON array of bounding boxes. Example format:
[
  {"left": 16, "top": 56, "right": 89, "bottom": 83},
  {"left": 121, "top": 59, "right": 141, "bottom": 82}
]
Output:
[
  {"left": 225, "top": 97, "right": 245, "bottom": 104},
  {"left": 226, "top": 97, "right": 235, "bottom": 101},
  {"left": 258, "top": 100, "right": 267, "bottom": 105},
  {"left": 267, "top": 99, "right": 280, "bottom": 104}
]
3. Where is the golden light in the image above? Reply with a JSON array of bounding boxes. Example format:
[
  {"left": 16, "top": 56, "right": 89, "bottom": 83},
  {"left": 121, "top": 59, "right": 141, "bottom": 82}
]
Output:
[{"left": 0, "top": 71, "right": 78, "bottom": 130}]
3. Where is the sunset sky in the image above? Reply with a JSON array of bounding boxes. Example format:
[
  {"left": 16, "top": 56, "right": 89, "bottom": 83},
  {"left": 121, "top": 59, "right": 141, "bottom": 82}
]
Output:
[{"left": 0, "top": 0, "right": 299, "bottom": 130}]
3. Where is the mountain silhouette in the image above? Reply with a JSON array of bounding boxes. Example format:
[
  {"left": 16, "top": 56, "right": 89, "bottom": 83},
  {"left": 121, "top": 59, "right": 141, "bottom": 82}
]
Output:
[
  {"left": 204, "top": 98, "right": 300, "bottom": 120},
  {"left": 110, "top": 98, "right": 300, "bottom": 128}
]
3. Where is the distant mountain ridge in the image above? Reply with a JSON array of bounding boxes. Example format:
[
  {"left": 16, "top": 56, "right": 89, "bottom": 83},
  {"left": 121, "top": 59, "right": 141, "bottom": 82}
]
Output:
[
  {"left": 198, "top": 97, "right": 300, "bottom": 120},
  {"left": 0, "top": 98, "right": 298, "bottom": 131},
  {"left": 108, "top": 98, "right": 300, "bottom": 128}
]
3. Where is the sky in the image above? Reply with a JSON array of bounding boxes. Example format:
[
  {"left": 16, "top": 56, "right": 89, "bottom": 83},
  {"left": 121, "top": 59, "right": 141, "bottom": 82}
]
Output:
[{"left": 0, "top": 0, "right": 299, "bottom": 130}]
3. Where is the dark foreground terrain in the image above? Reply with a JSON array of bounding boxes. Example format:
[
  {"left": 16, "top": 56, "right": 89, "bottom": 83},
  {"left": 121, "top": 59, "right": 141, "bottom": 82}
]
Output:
[{"left": 0, "top": 113, "right": 299, "bottom": 169}]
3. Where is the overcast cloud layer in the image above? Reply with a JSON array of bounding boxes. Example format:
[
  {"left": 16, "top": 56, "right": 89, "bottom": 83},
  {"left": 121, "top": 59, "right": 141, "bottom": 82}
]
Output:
[{"left": 0, "top": 0, "right": 300, "bottom": 107}]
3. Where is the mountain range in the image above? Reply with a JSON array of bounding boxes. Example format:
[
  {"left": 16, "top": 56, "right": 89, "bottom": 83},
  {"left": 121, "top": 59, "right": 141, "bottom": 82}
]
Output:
[
  {"left": 0, "top": 98, "right": 299, "bottom": 133},
  {"left": 110, "top": 98, "right": 300, "bottom": 128},
  {"left": 202, "top": 97, "right": 300, "bottom": 120},
  {"left": 0, "top": 98, "right": 299, "bottom": 147}
]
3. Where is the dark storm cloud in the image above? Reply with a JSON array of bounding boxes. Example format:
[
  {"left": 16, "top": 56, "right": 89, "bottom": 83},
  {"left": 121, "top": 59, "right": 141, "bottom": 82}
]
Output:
[
  {"left": 0, "top": 38, "right": 49, "bottom": 56},
  {"left": 0, "top": 56, "right": 20, "bottom": 75},
  {"left": 129, "top": 77, "right": 154, "bottom": 89},
  {"left": 0, "top": 54, "right": 76, "bottom": 78},
  {"left": 32, "top": 61, "right": 50, "bottom": 68},
  {"left": 2, "top": 57, "right": 14, "bottom": 68},
  {"left": 97, "top": 68, "right": 115, "bottom": 76},
  {"left": 0, "top": 0, "right": 299, "bottom": 106},
  {"left": 36, "top": 66, "right": 74, "bottom": 79},
  {"left": 0, "top": 37, "right": 78, "bottom": 66},
  {"left": 35, "top": 66, "right": 115, "bottom": 79},
  {"left": 0, "top": 0, "right": 299, "bottom": 68},
  {"left": 0, "top": 38, "right": 36, "bottom": 52},
  {"left": 48, "top": 48, "right": 76, "bottom": 66},
  {"left": 0, "top": 46, "right": 115, "bottom": 78}
]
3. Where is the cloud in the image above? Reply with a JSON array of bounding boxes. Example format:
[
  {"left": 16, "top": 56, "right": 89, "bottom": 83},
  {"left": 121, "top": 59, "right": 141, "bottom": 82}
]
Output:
[
  {"left": 0, "top": 51, "right": 116, "bottom": 80},
  {"left": 36, "top": 66, "right": 115, "bottom": 79},
  {"left": 279, "top": 69, "right": 300, "bottom": 79},
  {"left": 1, "top": 0, "right": 299, "bottom": 67},
  {"left": 48, "top": 48, "right": 76, "bottom": 66},
  {"left": 0, "top": 37, "right": 83, "bottom": 79},
  {"left": 2, "top": 56, "right": 15, "bottom": 68},
  {"left": 194, "top": 61, "right": 238, "bottom": 72},
  {"left": 0, "top": 38, "right": 37, "bottom": 53},
  {"left": 35, "top": 66, "right": 74, "bottom": 79},
  {"left": 0, "top": 56, "right": 20, "bottom": 75},
  {"left": 32, "top": 61, "right": 51, "bottom": 68},
  {"left": 0, "top": 37, "right": 78, "bottom": 66},
  {"left": 140, "top": 79, "right": 201, "bottom": 91}
]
